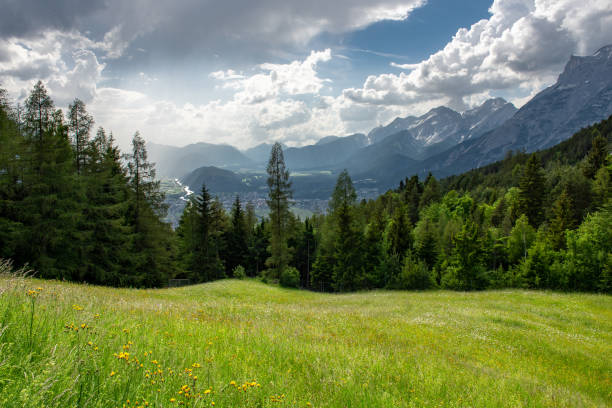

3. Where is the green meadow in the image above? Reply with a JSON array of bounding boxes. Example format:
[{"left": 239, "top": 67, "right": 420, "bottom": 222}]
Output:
[{"left": 1, "top": 270, "right": 611, "bottom": 407}]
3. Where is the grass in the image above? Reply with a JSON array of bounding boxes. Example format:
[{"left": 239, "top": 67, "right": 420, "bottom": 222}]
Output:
[{"left": 1, "top": 268, "right": 611, "bottom": 407}]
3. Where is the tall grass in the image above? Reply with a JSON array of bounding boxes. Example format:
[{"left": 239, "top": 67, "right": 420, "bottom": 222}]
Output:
[{"left": 0, "top": 262, "right": 610, "bottom": 407}]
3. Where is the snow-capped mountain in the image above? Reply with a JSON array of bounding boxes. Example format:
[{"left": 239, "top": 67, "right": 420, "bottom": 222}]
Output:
[{"left": 367, "top": 98, "right": 517, "bottom": 148}]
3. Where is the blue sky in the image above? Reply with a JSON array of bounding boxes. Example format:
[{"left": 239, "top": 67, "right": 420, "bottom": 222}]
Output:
[{"left": 1, "top": 0, "right": 611, "bottom": 149}]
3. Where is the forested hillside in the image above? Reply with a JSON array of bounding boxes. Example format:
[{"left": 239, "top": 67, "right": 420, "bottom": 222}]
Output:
[{"left": 0, "top": 82, "right": 610, "bottom": 292}]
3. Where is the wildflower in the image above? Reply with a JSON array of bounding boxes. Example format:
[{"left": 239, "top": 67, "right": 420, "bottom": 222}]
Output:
[
  {"left": 110, "top": 371, "right": 116, "bottom": 377},
  {"left": 72, "top": 304, "right": 83, "bottom": 311},
  {"left": 170, "top": 398, "right": 176, "bottom": 402}
]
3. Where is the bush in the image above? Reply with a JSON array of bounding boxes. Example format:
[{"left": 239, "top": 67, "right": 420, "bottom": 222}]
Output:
[
  {"left": 399, "top": 256, "right": 434, "bottom": 290},
  {"left": 233, "top": 265, "right": 246, "bottom": 279},
  {"left": 280, "top": 266, "right": 300, "bottom": 288}
]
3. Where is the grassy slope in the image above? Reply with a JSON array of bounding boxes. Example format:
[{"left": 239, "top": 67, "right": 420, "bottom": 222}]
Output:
[{"left": 1, "top": 276, "right": 611, "bottom": 408}]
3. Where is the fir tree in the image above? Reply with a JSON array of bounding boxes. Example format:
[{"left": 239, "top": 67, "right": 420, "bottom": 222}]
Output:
[
  {"left": 225, "top": 195, "right": 248, "bottom": 275},
  {"left": 68, "top": 98, "right": 94, "bottom": 174},
  {"left": 266, "top": 142, "right": 292, "bottom": 278},
  {"left": 550, "top": 188, "right": 575, "bottom": 250},
  {"left": 583, "top": 130, "right": 608, "bottom": 179},
  {"left": 518, "top": 154, "right": 546, "bottom": 227}
]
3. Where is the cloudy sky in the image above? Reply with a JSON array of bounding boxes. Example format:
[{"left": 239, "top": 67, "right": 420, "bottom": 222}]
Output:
[{"left": 1, "top": 0, "right": 611, "bottom": 150}]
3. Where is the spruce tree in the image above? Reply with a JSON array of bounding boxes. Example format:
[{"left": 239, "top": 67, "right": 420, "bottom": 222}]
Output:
[
  {"left": 583, "top": 130, "right": 608, "bottom": 179},
  {"left": 80, "top": 128, "right": 131, "bottom": 284},
  {"left": 68, "top": 98, "right": 94, "bottom": 174},
  {"left": 225, "top": 195, "right": 248, "bottom": 275},
  {"left": 265, "top": 142, "right": 292, "bottom": 278},
  {"left": 550, "top": 188, "right": 575, "bottom": 250},
  {"left": 518, "top": 154, "right": 546, "bottom": 227},
  {"left": 125, "top": 131, "right": 173, "bottom": 286}
]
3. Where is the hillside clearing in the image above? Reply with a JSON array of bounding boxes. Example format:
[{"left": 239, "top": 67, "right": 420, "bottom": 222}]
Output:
[{"left": 1, "top": 276, "right": 611, "bottom": 407}]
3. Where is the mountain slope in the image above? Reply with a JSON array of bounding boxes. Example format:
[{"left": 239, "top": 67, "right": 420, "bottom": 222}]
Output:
[
  {"left": 366, "top": 98, "right": 517, "bottom": 147},
  {"left": 283, "top": 133, "right": 368, "bottom": 169},
  {"left": 181, "top": 166, "right": 250, "bottom": 193},
  {"left": 148, "top": 142, "right": 254, "bottom": 178},
  {"left": 417, "top": 45, "right": 612, "bottom": 177}
]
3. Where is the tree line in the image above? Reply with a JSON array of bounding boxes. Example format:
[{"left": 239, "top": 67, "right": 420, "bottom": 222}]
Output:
[{"left": 1, "top": 82, "right": 610, "bottom": 292}]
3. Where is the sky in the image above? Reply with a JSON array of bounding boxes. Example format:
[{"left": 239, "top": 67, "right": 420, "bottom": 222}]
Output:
[{"left": 1, "top": 0, "right": 611, "bottom": 151}]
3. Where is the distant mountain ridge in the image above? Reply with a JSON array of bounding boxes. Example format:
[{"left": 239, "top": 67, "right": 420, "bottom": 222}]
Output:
[
  {"left": 367, "top": 97, "right": 517, "bottom": 147},
  {"left": 409, "top": 44, "right": 612, "bottom": 178},
  {"left": 154, "top": 45, "right": 612, "bottom": 192},
  {"left": 148, "top": 142, "right": 254, "bottom": 178}
]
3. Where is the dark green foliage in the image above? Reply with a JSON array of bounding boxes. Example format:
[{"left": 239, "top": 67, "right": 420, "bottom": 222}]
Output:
[
  {"left": 280, "top": 266, "right": 300, "bottom": 288},
  {"left": 518, "top": 154, "right": 546, "bottom": 227},
  {"left": 246, "top": 219, "right": 270, "bottom": 276},
  {"left": 224, "top": 195, "right": 248, "bottom": 275},
  {"left": 549, "top": 188, "right": 575, "bottom": 250},
  {"left": 442, "top": 221, "right": 487, "bottom": 290},
  {"left": 0, "top": 83, "right": 174, "bottom": 287},
  {"left": 292, "top": 218, "right": 316, "bottom": 288},
  {"left": 266, "top": 142, "right": 292, "bottom": 278},
  {"left": 176, "top": 184, "right": 225, "bottom": 282},
  {"left": 583, "top": 130, "right": 609, "bottom": 179},
  {"left": 389, "top": 251, "right": 434, "bottom": 290}
]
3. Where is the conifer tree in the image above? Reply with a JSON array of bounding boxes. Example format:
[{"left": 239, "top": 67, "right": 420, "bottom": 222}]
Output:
[
  {"left": 518, "top": 154, "right": 546, "bottom": 227},
  {"left": 125, "top": 131, "right": 173, "bottom": 286},
  {"left": 225, "top": 195, "right": 248, "bottom": 275},
  {"left": 419, "top": 173, "right": 441, "bottom": 210},
  {"left": 583, "top": 130, "right": 608, "bottom": 179},
  {"left": 550, "top": 188, "right": 575, "bottom": 250},
  {"left": 266, "top": 142, "right": 292, "bottom": 278},
  {"left": 68, "top": 98, "right": 94, "bottom": 174},
  {"left": 79, "top": 128, "right": 131, "bottom": 284}
]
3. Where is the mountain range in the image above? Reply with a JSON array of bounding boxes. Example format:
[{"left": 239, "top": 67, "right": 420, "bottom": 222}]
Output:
[{"left": 152, "top": 45, "right": 612, "bottom": 195}]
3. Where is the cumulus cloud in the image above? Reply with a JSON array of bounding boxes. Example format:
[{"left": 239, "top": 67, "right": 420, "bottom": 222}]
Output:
[
  {"left": 90, "top": 50, "right": 354, "bottom": 149},
  {"left": 214, "top": 49, "right": 332, "bottom": 104},
  {"left": 0, "top": 31, "right": 105, "bottom": 105},
  {"left": 345, "top": 0, "right": 612, "bottom": 110}
]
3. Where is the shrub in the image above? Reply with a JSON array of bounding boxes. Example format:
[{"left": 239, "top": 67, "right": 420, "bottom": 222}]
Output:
[
  {"left": 233, "top": 265, "right": 246, "bottom": 279},
  {"left": 280, "top": 266, "right": 300, "bottom": 288},
  {"left": 399, "top": 255, "right": 434, "bottom": 290}
]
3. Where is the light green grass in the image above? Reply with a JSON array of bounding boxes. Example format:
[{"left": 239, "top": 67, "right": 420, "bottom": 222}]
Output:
[{"left": 1, "top": 273, "right": 611, "bottom": 407}]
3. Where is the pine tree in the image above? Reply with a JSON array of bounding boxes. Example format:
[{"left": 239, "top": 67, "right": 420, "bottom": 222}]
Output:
[
  {"left": 266, "top": 142, "right": 292, "bottom": 278},
  {"left": 329, "top": 169, "right": 357, "bottom": 213},
  {"left": 191, "top": 184, "right": 224, "bottom": 281},
  {"left": 79, "top": 128, "right": 131, "bottom": 285},
  {"left": 387, "top": 204, "right": 412, "bottom": 257},
  {"left": 24, "top": 80, "right": 54, "bottom": 147},
  {"left": 225, "top": 195, "right": 248, "bottom": 275},
  {"left": 550, "top": 188, "right": 575, "bottom": 250},
  {"left": 518, "top": 154, "right": 546, "bottom": 227},
  {"left": 583, "top": 130, "right": 608, "bottom": 179},
  {"left": 419, "top": 173, "right": 441, "bottom": 210},
  {"left": 68, "top": 98, "right": 94, "bottom": 174},
  {"left": 125, "top": 131, "right": 173, "bottom": 286},
  {"left": 293, "top": 218, "right": 316, "bottom": 288}
]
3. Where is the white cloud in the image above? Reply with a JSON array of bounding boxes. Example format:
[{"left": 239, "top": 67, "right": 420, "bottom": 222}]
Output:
[
  {"left": 90, "top": 50, "right": 351, "bottom": 150},
  {"left": 216, "top": 49, "right": 332, "bottom": 104},
  {"left": 347, "top": 0, "right": 612, "bottom": 110},
  {"left": 0, "top": 31, "right": 105, "bottom": 106}
]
